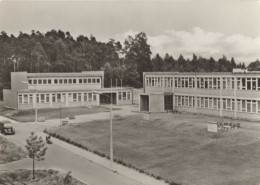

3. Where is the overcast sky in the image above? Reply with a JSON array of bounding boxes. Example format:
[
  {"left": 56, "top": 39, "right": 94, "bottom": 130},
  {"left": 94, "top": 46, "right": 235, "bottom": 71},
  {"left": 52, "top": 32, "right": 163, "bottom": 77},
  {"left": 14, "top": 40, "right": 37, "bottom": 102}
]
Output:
[{"left": 0, "top": 0, "right": 260, "bottom": 64}]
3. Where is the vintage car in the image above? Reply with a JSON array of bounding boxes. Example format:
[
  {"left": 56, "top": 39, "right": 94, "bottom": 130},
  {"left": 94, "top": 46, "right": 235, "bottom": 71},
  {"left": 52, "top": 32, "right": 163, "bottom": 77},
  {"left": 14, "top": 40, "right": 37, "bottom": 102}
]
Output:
[{"left": 0, "top": 120, "right": 15, "bottom": 135}]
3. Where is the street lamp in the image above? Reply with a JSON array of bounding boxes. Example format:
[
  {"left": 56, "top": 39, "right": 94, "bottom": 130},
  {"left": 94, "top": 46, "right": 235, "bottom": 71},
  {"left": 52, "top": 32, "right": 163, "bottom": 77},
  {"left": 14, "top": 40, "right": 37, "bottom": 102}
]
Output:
[
  {"left": 93, "top": 91, "right": 113, "bottom": 169},
  {"left": 22, "top": 81, "right": 38, "bottom": 123}
]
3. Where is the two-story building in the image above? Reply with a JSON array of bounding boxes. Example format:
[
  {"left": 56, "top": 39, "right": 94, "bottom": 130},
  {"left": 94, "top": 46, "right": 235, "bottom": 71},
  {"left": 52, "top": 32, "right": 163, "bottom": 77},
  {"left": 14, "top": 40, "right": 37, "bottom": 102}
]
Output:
[
  {"left": 140, "top": 70, "right": 260, "bottom": 121},
  {"left": 3, "top": 71, "right": 133, "bottom": 110}
]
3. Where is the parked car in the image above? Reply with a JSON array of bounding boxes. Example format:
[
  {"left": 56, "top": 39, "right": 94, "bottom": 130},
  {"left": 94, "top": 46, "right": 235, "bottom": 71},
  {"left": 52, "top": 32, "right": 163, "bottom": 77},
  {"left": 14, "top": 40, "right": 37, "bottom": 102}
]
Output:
[{"left": 0, "top": 120, "right": 15, "bottom": 135}]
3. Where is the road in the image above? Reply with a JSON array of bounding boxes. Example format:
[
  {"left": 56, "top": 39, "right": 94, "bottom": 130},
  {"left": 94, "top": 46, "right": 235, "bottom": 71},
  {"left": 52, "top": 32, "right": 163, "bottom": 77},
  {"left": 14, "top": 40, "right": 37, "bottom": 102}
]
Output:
[{"left": 0, "top": 105, "right": 167, "bottom": 185}]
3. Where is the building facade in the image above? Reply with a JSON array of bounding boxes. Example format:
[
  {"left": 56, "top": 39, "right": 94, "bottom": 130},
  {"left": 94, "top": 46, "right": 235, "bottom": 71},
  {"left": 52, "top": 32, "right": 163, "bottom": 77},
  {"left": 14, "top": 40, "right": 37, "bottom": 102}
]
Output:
[
  {"left": 140, "top": 70, "right": 260, "bottom": 121},
  {"left": 3, "top": 71, "right": 133, "bottom": 110}
]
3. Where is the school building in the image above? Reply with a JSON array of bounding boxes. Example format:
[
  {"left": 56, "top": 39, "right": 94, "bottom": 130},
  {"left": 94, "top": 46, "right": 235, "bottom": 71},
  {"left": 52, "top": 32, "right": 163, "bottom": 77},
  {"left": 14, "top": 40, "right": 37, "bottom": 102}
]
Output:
[
  {"left": 140, "top": 69, "right": 260, "bottom": 121},
  {"left": 3, "top": 71, "right": 133, "bottom": 110}
]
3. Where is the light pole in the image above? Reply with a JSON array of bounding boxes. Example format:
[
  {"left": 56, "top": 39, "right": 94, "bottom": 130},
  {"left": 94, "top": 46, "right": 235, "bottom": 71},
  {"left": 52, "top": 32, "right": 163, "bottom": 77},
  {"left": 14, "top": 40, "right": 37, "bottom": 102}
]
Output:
[
  {"left": 94, "top": 92, "right": 113, "bottom": 169},
  {"left": 22, "top": 81, "right": 37, "bottom": 123}
]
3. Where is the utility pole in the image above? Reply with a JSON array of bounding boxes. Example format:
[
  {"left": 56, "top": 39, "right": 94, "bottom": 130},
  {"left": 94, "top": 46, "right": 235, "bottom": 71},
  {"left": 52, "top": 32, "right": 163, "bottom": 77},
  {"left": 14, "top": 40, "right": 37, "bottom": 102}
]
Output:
[{"left": 110, "top": 78, "right": 113, "bottom": 169}]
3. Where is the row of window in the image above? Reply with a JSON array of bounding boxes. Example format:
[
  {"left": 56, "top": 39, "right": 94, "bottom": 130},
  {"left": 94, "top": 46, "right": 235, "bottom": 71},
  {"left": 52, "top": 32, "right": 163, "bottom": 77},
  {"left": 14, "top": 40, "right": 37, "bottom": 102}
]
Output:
[
  {"left": 18, "top": 92, "right": 97, "bottom": 104},
  {"left": 146, "top": 76, "right": 260, "bottom": 91},
  {"left": 174, "top": 95, "right": 260, "bottom": 113},
  {"left": 28, "top": 77, "right": 101, "bottom": 85},
  {"left": 118, "top": 92, "right": 131, "bottom": 101}
]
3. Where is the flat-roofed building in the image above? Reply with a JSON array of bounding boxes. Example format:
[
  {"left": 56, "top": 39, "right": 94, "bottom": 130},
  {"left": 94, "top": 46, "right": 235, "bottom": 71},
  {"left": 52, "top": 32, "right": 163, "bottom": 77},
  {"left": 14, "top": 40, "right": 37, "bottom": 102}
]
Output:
[
  {"left": 3, "top": 71, "right": 133, "bottom": 110},
  {"left": 140, "top": 70, "right": 260, "bottom": 121}
]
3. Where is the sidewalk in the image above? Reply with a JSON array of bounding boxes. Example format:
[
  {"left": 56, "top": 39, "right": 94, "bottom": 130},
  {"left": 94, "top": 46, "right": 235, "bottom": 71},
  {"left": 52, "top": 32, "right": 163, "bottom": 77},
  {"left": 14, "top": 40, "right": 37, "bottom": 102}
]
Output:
[{"left": 41, "top": 133, "right": 168, "bottom": 185}]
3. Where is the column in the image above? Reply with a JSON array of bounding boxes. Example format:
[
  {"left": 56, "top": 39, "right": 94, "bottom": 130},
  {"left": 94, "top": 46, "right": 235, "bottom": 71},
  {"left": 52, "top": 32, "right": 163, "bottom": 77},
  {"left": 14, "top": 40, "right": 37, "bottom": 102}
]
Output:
[
  {"left": 220, "top": 77, "right": 223, "bottom": 118},
  {"left": 234, "top": 77, "right": 237, "bottom": 119},
  {"left": 50, "top": 93, "right": 53, "bottom": 108},
  {"left": 66, "top": 93, "right": 69, "bottom": 107}
]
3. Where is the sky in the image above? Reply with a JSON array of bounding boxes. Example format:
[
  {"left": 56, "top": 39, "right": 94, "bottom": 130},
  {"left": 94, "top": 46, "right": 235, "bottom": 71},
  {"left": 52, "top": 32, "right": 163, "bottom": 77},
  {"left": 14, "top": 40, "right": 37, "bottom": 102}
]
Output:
[{"left": 0, "top": 0, "right": 260, "bottom": 64}]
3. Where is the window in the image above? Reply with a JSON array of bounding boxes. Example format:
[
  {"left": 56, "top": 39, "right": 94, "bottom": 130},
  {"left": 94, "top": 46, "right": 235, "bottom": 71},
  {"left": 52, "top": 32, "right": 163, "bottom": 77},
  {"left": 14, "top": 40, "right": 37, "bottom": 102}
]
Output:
[
  {"left": 223, "top": 98, "right": 226, "bottom": 110},
  {"left": 205, "top": 78, "right": 208, "bottom": 89},
  {"left": 93, "top": 94, "right": 96, "bottom": 101},
  {"left": 59, "top": 79, "right": 63, "bottom": 84},
  {"left": 43, "top": 79, "right": 47, "bottom": 84},
  {"left": 84, "top": 79, "right": 87, "bottom": 83},
  {"left": 79, "top": 79, "right": 82, "bottom": 84},
  {"left": 88, "top": 93, "right": 92, "bottom": 101},
  {"left": 84, "top": 93, "right": 88, "bottom": 102},
  {"left": 247, "top": 100, "right": 251, "bottom": 112},
  {"left": 57, "top": 94, "right": 61, "bottom": 102},
  {"left": 209, "top": 78, "right": 212, "bottom": 89},
  {"left": 242, "top": 78, "right": 246, "bottom": 90},
  {"left": 252, "top": 100, "right": 256, "bottom": 113},
  {"left": 29, "top": 94, "right": 33, "bottom": 103},
  {"left": 92, "top": 78, "right": 96, "bottom": 84},
  {"left": 123, "top": 92, "right": 126, "bottom": 100},
  {"left": 97, "top": 78, "right": 100, "bottom": 83},
  {"left": 54, "top": 79, "right": 58, "bottom": 84},
  {"left": 88, "top": 78, "right": 91, "bottom": 84},
  {"left": 223, "top": 78, "right": 226, "bottom": 89},
  {"left": 69, "top": 79, "right": 72, "bottom": 84},
  {"left": 209, "top": 98, "right": 212, "bottom": 109},
  {"left": 40, "top": 94, "right": 45, "bottom": 103},
  {"left": 33, "top": 79, "right": 37, "bottom": 84},
  {"left": 48, "top": 79, "right": 52, "bottom": 84},
  {"left": 213, "top": 98, "right": 217, "bottom": 109},
  {"left": 73, "top": 79, "right": 76, "bottom": 84},
  {"left": 205, "top": 97, "right": 208, "bottom": 108},
  {"left": 24, "top": 94, "right": 28, "bottom": 104},
  {"left": 78, "top": 93, "right": 81, "bottom": 101},
  {"left": 127, "top": 92, "right": 131, "bottom": 100},
  {"left": 46, "top": 94, "right": 50, "bottom": 103},
  {"left": 118, "top": 92, "right": 122, "bottom": 100},
  {"left": 68, "top": 93, "right": 73, "bottom": 102},
  {"left": 28, "top": 80, "right": 32, "bottom": 84},
  {"left": 258, "top": 78, "right": 260, "bottom": 90},
  {"left": 201, "top": 97, "right": 205, "bottom": 108},
  {"left": 247, "top": 78, "right": 251, "bottom": 90},
  {"left": 197, "top": 97, "right": 200, "bottom": 107},
  {"left": 52, "top": 94, "right": 56, "bottom": 102},
  {"left": 237, "top": 78, "right": 241, "bottom": 90},
  {"left": 189, "top": 96, "right": 193, "bottom": 107},
  {"left": 227, "top": 99, "right": 231, "bottom": 110},
  {"left": 258, "top": 101, "right": 260, "bottom": 113},
  {"left": 252, "top": 78, "right": 256, "bottom": 90},
  {"left": 62, "top": 93, "right": 66, "bottom": 102},
  {"left": 73, "top": 93, "right": 77, "bottom": 102},
  {"left": 237, "top": 99, "right": 241, "bottom": 112},
  {"left": 242, "top": 100, "right": 246, "bottom": 112},
  {"left": 64, "top": 79, "right": 67, "bottom": 84},
  {"left": 36, "top": 94, "right": 40, "bottom": 103},
  {"left": 38, "top": 79, "right": 42, "bottom": 84}
]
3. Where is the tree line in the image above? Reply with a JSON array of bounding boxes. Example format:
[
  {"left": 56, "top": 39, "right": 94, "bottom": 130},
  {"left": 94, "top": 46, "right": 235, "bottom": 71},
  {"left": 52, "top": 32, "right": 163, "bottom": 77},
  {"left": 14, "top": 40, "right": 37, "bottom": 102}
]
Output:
[{"left": 0, "top": 30, "right": 259, "bottom": 99}]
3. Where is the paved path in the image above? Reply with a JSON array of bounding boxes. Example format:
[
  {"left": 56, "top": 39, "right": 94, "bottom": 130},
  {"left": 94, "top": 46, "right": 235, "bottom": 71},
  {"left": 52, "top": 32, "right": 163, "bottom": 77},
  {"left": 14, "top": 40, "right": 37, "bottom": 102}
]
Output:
[{"left": 0, "top": 105, "right": 168, "bottom": 185}]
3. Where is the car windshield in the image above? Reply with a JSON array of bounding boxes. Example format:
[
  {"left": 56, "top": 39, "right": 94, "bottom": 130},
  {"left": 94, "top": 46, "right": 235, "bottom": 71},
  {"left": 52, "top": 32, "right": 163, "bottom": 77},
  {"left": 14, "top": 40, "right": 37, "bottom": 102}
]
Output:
[
  {"left": 4, "top": 128, "right": 13, "bottom": 132},
  {"left": 4, "top": 123, "right": 12, "bottom": 128}
]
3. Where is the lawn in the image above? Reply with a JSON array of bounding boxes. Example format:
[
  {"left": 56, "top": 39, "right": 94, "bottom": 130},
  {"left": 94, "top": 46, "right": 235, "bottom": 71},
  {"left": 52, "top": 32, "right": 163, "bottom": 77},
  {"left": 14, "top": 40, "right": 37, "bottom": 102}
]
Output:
[
  {"left": 0, "top": 105, "right": 119, "bottom": 122},
  {"left": 0, "top": 136, "right": 27, "bottom": 164},
  {"left": 0, "top": 169, "right": 86, "bottom": 185},
  {"left": 47, "top": 112, "right": 260, "bottom": 185}
]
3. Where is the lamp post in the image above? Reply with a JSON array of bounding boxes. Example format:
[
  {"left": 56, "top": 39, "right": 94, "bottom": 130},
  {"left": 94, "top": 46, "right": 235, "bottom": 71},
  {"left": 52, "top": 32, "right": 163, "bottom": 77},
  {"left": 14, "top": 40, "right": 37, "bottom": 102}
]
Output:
[
  {"left": 22, "top": 81, "right": 37, "bottom": 123},
  {"left": 93, "top": 92, "right": 113, "bottom": 169}
]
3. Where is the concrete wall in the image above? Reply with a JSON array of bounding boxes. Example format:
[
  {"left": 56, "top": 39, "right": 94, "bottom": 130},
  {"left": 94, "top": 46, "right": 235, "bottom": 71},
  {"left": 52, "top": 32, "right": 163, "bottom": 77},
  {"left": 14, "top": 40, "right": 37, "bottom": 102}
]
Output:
[
  {"left": 149, "top": 94, "right": 164, "bottom": 112},
  {"left": 11, "top": 72, "right": 28, "bottom": 91},
  {"left": 133, "top": 88, "right": 143, "bottom": 105},
  {"left": 3, "top": 89, "right": 18, "bottom": 109}
]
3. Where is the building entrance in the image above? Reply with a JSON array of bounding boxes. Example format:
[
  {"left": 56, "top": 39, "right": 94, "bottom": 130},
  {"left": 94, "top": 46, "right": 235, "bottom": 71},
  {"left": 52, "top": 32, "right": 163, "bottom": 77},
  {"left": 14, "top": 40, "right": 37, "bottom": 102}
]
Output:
[
  {"left": 140, "top": 95, "right": 149, "bottom": 112},
  {"left": 164, "top": 95, "right": 173, "bottom": 111}
]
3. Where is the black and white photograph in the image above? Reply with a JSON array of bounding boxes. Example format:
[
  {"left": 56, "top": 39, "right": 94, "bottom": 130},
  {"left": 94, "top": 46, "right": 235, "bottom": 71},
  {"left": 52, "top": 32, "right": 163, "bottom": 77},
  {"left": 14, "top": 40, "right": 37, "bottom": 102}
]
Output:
[{"left": 0, "top": 0, "right": 260, "bottom": 185}]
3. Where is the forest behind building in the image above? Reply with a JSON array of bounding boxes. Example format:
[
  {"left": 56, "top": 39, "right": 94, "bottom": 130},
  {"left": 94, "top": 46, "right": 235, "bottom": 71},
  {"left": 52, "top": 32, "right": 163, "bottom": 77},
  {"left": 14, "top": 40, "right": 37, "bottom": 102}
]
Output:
[{"left": 1, "top": 30, "right": 260, "bottom": 99}]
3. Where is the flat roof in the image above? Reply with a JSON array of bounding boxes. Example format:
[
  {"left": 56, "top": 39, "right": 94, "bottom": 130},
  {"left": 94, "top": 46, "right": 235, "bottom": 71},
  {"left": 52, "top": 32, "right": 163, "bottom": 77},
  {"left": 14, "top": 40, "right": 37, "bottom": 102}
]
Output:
[
  {"left": 27, "top": 71, "right": 104, "bottom": 78},
  {"left": 17, "top": 87, "right": 132, "bottom": 93},
  {"left": 143, "top": 71, "right": 260, "bottom": 76}
]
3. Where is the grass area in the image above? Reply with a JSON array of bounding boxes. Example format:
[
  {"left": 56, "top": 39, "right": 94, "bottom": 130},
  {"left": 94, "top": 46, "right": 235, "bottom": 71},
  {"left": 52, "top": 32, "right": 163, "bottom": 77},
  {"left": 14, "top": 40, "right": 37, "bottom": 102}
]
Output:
[
  {"left": 47, "top": 112, "right": 260, "bottom": 185},
  {"left": 0, "top": 105, "right": 119, "bottom": 122},
  {"left": 0, "top": 136, "right": 26, "bottom": 164},
  {"left": 0, "top": 169, "right": 86, "bottom": 185}
]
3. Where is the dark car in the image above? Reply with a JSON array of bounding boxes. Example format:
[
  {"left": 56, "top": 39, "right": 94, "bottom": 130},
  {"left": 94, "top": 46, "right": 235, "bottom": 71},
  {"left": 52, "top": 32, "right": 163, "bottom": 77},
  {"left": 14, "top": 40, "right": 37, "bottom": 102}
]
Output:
[{"left": 0, "top": 120, "right": 15, "bottom": 135}]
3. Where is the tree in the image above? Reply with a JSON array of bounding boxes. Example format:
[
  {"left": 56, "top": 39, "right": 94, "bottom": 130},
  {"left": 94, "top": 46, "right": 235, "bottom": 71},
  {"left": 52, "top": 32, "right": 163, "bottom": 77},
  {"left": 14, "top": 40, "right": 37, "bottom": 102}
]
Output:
[{"left": 25, "top": 132, "right": 47, "bottom": 179}]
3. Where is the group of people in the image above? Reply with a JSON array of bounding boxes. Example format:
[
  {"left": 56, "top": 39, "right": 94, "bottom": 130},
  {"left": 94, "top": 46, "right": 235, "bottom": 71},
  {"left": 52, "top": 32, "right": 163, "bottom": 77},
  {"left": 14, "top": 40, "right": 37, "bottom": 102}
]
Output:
[
  {"left": 217, "top": 122, "right": 240, "bottom": 129},
  {"left": 46, "top": 135, "right": 52, "bottom": 144}
]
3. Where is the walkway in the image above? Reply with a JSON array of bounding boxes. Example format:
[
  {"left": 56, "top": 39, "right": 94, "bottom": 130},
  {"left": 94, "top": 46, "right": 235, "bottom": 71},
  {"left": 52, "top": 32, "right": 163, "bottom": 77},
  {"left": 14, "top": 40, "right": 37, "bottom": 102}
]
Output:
[{"left": 0, "top": 105, "right": 168, "bottom": 185}]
